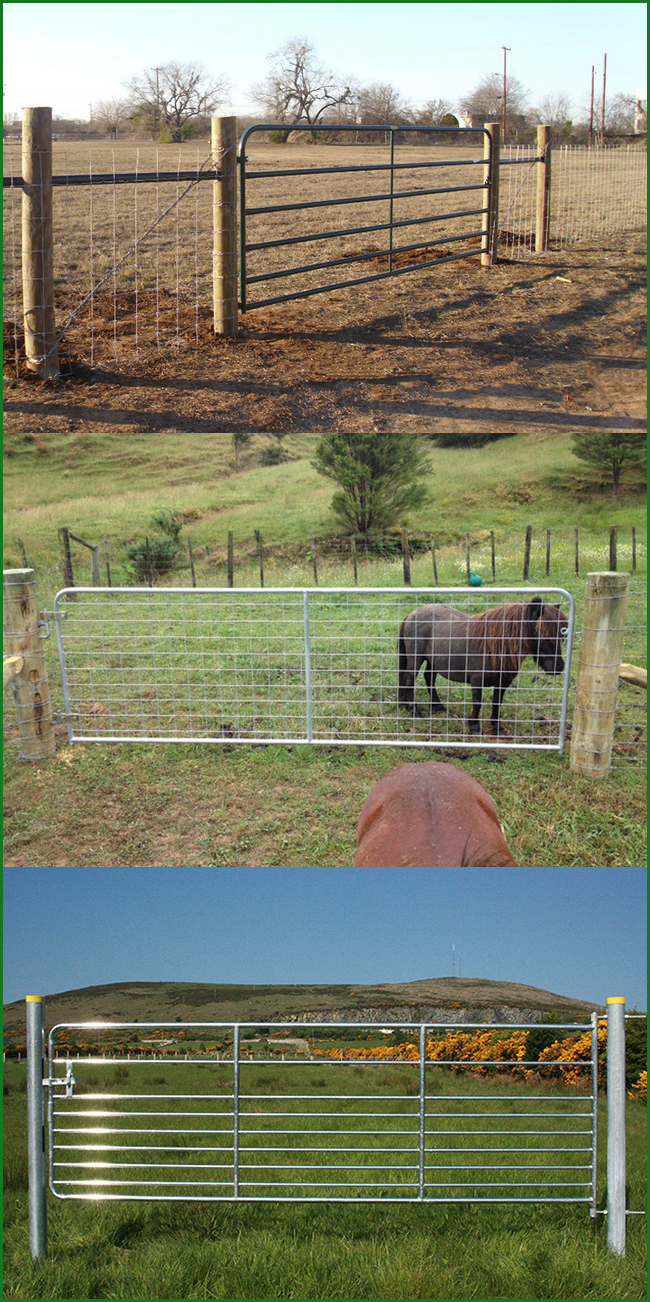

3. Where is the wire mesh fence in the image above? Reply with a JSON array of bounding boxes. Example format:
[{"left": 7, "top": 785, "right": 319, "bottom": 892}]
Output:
[
  {"left": 3, "top": 142, "right": 220, "bottom": 370},
  {"left": 50, "top": 585, "right": 574, "bottom": 752},
  {"left": 47, "top": 1019, "right": 597, "bottom": 1204},
  {"left": 497, "top": 144, "right": 646, "bottom": 260},
  {"left": 611, "top": 580, "right": 647, "bottom": 768}
]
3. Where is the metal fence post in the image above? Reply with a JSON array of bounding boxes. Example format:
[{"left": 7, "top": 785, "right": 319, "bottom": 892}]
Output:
[
  {"left": 606, "top": 998, "right": 626, "bottom": 1256},
  {"left": 26, "top": 996, "right": 47, "bottom": 1260},
  {"left": 481, "top": 122, "right": 500, "bottom": 267},
  {"left": 569, "top": 572, "right": 630, "bottom": 777},
  {"left": 3, "top": 568, "right": 55, "bottom": 761}
]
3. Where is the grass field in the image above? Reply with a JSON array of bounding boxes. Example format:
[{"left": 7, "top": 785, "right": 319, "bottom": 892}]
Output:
[
  {"left": 3, "top": 435, "right": 646, "bottom": 868},
  {"left": 3, "top": 1056, "right": 646, "bottom": 1298}
]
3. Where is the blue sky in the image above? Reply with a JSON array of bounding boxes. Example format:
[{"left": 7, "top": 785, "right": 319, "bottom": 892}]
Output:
[
  {"left": 3, "top": 866, "right": 646, "bottom": 1010},
  {"left": 3, "top": 2, "right": 646, "bottom": 122}
]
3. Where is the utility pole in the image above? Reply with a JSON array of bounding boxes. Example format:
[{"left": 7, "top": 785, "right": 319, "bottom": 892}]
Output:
[
  {"left": 601, "top": 52, "right": 607, "bottom": 139},
  {"left": 589, "top": 65, "right": 595, "bottom": 145},
  {"left": 501, "top": 46, "right": 510, "bottom": 142}
]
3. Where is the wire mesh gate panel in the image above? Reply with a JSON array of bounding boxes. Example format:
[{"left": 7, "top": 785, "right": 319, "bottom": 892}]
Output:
[
  {"left": 47, "top": 1020, "right": 597, "bottom": 1205},
  {"left": 238, "top": 124, "right": 491, "bottom": 310},
  {"left": 51, "top": 585, "right": 574, "bottom": 751}
]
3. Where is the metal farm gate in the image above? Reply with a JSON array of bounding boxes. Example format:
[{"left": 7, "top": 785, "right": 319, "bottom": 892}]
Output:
[
  {"left": 45, "top": 1017, "right": 597, "bottom": 1205},
  {"left": 25, "top": 1001, "right": 633, "bottom": 1259},
  {"left": 238, "top": 124, "right": 494, "bottom": 310},
  {"left": 49, "top": 585, "right": 574, "bottom": 752}
]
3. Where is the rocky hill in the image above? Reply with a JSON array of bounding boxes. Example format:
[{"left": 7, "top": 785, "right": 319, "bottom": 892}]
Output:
[{"left": 3, "top": 977, "right": 603, "bottom": 1040}]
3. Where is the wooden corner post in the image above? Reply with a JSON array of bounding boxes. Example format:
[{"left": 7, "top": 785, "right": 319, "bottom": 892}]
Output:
[
  {"left": 535, "top": 124, "right": 552, "bottom": 252},
  {"left": 3, "top": 567, "right": 55, "bottom": 761},
  {"left": 21, "top": 107, "right": 60, "bottom": 378},
  {"left": 569, "top": 572, "right": 630, "bottom": 778},
  {"left": 481, "top": 122, "right": 501, "bottom": 267},
  {"left": 212, "top": 115, "right": 238, "bottom": 336}
]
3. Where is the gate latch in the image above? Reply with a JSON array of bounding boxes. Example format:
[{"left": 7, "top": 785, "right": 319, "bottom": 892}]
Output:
[
  {"left": 65, "top": 1061, "right": 77, "bottom": 1098},
  {"left": 39, "top": 608, "right": 66, "bottom": 640}
]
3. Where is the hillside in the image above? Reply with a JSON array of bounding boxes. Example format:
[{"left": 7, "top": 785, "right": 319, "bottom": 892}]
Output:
[{"left": 3, "top": 977, "right": 603, "bottom": 1040}]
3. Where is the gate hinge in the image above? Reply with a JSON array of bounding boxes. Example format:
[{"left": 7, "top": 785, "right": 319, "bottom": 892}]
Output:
[
  {"left": 53, "top": 711, "right": 78, "bottom": 724},
  {"left": 39, "top": 608, "right": 66, "bottom": 640}
]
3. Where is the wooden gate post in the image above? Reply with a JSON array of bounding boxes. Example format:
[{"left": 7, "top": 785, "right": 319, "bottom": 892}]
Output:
[
  {"left": 535, "top": 124, "right": 552, "bottom": 252},
  {"left": 21, "top": 107, "right": 60, "bottom": 379},
  {"left": 481, "top": 122, "right": 501, "bottom": 267},
  {"left": 212, "top": 115, "right": 238, "bottom": 336},
  {"left": 569, "top": 572, "right": 630, "bottom": 778},
  {"left": 3, "top": 568, "right": 55, "bottom": 761}
]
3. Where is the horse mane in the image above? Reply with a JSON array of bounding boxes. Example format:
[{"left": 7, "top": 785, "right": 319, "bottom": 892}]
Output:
[{"left": 468, "top": 603, "right": 536, "bottom": 676}]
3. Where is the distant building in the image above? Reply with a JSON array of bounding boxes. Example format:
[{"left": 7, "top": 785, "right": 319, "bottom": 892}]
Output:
[{"left": 634, "top": 89, "right": 647, "bottom": 134}]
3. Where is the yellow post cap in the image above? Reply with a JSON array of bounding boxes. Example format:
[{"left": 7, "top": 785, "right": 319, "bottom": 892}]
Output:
[
  {"left": 606, "top": 997, "right": 625, "bottom": 1004},
  {"left": 26, "top": 995, "right": 43, "bottom": 1002}
]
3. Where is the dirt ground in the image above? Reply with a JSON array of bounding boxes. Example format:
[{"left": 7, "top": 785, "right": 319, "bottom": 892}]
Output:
[{"left": 3, "top": 231, "right": 646, "bottom": 435}]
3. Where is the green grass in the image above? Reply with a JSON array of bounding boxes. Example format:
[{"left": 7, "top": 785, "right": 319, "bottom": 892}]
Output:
[
  {"left": 2, "top": 1060, "right": 646, "bottom": 1298},
  {"left": 3, "top": 434, "right": 646, "bottom": 868}
]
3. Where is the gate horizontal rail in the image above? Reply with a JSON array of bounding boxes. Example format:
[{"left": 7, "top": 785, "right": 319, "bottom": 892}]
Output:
[{"left": 50, "top": 585, "right": 574, "bottom": 752}]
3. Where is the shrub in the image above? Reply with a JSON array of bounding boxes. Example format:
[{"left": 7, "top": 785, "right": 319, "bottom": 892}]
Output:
[{"left": 125, "top": 534, "right": 180, "bottom": 582}]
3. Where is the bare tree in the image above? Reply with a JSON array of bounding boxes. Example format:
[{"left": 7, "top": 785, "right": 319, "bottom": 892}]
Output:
[
  {"left": 124, "top": 61, "right": 231, "bottom": 142},
  {"left": 459, "top": 73, "right": 530, "bottom": 130},
  {"left": 93, "top": 98, "right": 132, "bottom": 140},
  {"left": 604, "top": 92, "right": 639, "bottom": 135},
  {"left": 354, "top": 82, "right": 412, "bottom": 125},
  {"left": 416, "top": 98, "right": 457, "bottom": 126},
  {"left": 535, "top": 92, "right": 573, "bottom": 140},
  {"left": 251, "top": 38, "right": 354, "bottom": 131}
]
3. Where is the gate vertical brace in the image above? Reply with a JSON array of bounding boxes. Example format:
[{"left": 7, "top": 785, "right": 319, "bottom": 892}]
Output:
[
  {"left": 233, "top": 1025, "right": 240, "bottom": 1197},
  {"left": 388, "top": 128, "right": 395, "bottom": 273},
  {"left": 589, "top": 1011, "right": 598, "bottom": 1216},
  {"left": 418, "top": 1025, "right": 426, "bottom": 1199},
  {"left": 303, "top": 591, "right": 313, "bottom": 743},
  {"left": 557, "top": 592, "right": 575, "bottom": 752},
  {"left": 238, "top": 134, "right": 247, "bottom": 313},
  {"left": 53, "top": 592, "right": 74, "bottom": 744},
  {"left": 26, "top": 996, "right": 47, "bottom": 1260},
  {"left": 606, "top": 998, "right": 626, "bottom": 1256}
]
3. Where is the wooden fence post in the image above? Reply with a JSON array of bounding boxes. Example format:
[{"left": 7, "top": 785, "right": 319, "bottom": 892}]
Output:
[
  {"left": 22, "top": 108, "right": 60, "bottom": 379},
  {"left": 58, "top": 527, "right": 76, "bottom": 595},
  {"left": 430, "top": 537, "right": 438, "bottom": 585},
  {"left": 465, "top": 534, "right": 471, "bottom": 582},
  {"left": 523, "top": 525, "right": 533, "bottom": 580},
  {"left": 350, "top": 538, "right": 358, "bottom": 584},
  {"left": 535, "top": 124, "right": 551, "bottom": 252},
  {"left": 401, "top": 530, "right": 411, "bottom": 584},
  {"left": 311, "top": 538, "right": 318, "bottom": 586},
  {"left": 546, "top": 529, "right": 551, "bottom": 577},
  {"left": 3, "top": 568, "right": 55, "bottom": 761},
  {"left": 490, "top": 531, "right": 496, "bottom": 582},
  {"left": 212, "top": 115, "right": 238, "bottom": 337},
  {"left": 569, "top": 572, "right": 630, "bottom": 778},
  {"left": 227, "top": 531, "right": 234, "bottom": 587},
  {"left": 481, "top": 122, "right": 501, "bottom": 267},
  {"left": 609, "top": 526, "right": 618, "bottom": 571}
]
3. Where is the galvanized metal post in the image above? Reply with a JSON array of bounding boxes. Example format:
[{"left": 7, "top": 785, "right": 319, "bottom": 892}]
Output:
[
  {"left": 589, "top": 1012, "right": 598, "bottom": 1216},
  {"left": 606, "top": 997, "right": 626, "bottom": 1256},
  {"left": 26, "top": 996, "right": 47, "bottom": 1260}
]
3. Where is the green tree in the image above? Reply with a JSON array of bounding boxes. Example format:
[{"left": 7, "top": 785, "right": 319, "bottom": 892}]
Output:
[
  {"left": 570, "top": 431, "right": 646, "bottom": 502},
  {"left": 312, "top": 434, "right": 431, "bottom": 534}
]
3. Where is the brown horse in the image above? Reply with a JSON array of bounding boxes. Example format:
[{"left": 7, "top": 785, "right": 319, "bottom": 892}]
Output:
[
  {"left": 353, "top": 762, "right": 517, "bottom": 866},
  {"left": 398, "top": 598, "right": 567, "bottom": 736}
]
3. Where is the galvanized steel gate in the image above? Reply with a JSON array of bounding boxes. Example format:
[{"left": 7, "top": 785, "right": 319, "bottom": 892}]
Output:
[
  {"left": 238, "top": 124, "right": 493, "bottom": 311},
  {"left": 49, "top": 585, "right": 574, "bottom": 751},
  {"left": 45, "top": 1018, "right": 597, "bottom": 1206}
]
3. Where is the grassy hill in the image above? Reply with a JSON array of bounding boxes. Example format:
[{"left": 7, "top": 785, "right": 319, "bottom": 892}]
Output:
[{"left": 3, "top": 977, "right": 603, "bottom": 1040}]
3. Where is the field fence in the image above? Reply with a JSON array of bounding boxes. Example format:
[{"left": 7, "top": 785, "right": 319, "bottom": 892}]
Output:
[
  {"left": 497, "top": 144, "right": 646, "bottom": 260},
  {"left": 45, "top": 1017, "right": 598, "bottom": 1206},
  {"left": 47, "top": 585, "right": 574, "bottom": 753},
  {"left": 2, "top": 142, "right": 225, "bottom": 371},
  {"left": 3, "top": 126, "right": 646, "bottom": 365}
]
